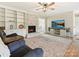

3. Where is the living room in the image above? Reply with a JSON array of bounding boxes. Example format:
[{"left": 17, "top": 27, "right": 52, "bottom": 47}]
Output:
[{"left": 0, "top": 1, "right": 79, "bottom": 57}]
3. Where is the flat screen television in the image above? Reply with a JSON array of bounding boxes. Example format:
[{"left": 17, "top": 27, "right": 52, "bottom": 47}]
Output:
[{"left": 51, "top": 20, "right": 65, "bottom": 29}]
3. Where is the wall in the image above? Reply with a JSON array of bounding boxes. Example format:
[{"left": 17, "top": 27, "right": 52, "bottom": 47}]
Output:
[
  {"left": 0, "top": 5, "right": 41, "bottom": 56},
  {"left": 46, "top": 11, "right": 74, "bottom": 36},
  {"left": 38, "top": 18, "right": 45, "bottom": 33},
  {"left": 4, "top": 29, "right": 27, "bottom": 37},
  {"left": 74, "top": 14, "right": 79, "bottom": 35},
  {"left": 27, "top": 14, "right": 39, "bottom": 33},
  {"left": 0, "top": 5, "right": 39, "bottom": 34}
]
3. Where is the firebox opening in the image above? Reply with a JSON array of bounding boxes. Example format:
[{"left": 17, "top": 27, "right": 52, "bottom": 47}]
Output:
[{"left": 28, "top": 26, "right": 36, "bottom": 33}]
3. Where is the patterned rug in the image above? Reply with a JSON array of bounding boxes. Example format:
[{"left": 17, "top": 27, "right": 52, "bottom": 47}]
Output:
[{"left": 25, "top": 34, "right": 72, "bottom": 57}]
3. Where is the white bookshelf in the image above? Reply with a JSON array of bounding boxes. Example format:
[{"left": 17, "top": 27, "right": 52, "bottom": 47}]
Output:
[
  {"left": 0, "top": 7, "right": 5, "bottom": 30},
  {"left": 5, "top": 9, "right": 17, "bottom": 30},
  {"left": 0, "top": 6, "right": 36, "bottom": 31},
  {"left": 17, "top": 11, "right": 25, "bottom": 29}
]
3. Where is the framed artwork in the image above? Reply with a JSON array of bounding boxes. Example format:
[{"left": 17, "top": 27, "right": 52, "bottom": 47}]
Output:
[
  {"left": 19, "top": 24, "right": 24, "bottom": 29},
  {"left": 10, "top": 25, "right": 13, "bottom": 29}
]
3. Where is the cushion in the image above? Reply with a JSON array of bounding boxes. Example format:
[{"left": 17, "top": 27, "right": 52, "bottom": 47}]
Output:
[
  {"left": 0, "top": 31, "right": 6, "bottom": 40},
  {"left": 10, "top": 46, "right": 32, "bottom": 57},
  {"left": 0, "top": 37, "right": 10, "bottom": 57},
  {"left": 4, "top": 35, "right": 24, "bottom": 44},
  {"left": 24, "top": 48, "right": 43, "bottom": 57},
  {"left": 6, "top": 33, "right": 17, "bottom": 37},
  {"left": 7, "top": 39, "right": 25, "bottom": 53}
]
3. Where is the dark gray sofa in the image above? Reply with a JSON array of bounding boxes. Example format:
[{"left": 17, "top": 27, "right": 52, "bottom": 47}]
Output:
[{"left": 0, "top": 31, "right": 43, "bottom": 57}]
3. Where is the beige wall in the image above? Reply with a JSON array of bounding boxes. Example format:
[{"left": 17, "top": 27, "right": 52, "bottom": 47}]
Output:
[
  {"left": 27, "top": 14, "right": 39, "bottom": 33},
  {"left": 46, "top": 11, "right": 74, "bottom": 36},
  {"left": 0, "top": 5, "right": 39, "bottom": 34}
]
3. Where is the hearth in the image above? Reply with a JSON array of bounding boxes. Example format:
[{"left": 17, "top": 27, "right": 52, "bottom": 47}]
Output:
[{"left": 28, "top": 26, "right": 36, "bottom": 33}]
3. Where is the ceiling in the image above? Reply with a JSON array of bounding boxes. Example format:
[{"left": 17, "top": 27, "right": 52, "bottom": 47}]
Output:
[{"left": 0, "top": 2, "right": 79, "bottom": 17}]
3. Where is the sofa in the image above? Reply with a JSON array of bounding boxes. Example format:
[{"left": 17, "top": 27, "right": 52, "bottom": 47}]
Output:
[
  {"left": 0, "top": 31, "right": 43, "bottom": 57},
  {"left": 0, "top": 31, "right": 24, "bottom": 44}
]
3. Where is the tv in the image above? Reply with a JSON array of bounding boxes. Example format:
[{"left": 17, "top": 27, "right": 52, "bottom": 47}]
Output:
[{"left": 51, "top": 20, "right": 65, "bottom": 29}]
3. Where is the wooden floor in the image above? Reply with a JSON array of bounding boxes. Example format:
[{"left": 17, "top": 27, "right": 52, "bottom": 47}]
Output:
[{"left": 65, "top": 42, "right": 79, "bottom": 57}]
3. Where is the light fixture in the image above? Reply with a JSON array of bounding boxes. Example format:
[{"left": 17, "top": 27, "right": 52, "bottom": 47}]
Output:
[{"left": 36, "top": 2, "right": 55, "bottom": 12}]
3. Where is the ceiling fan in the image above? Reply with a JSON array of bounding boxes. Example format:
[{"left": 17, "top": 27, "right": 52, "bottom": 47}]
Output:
[{"left": 36, "top": 2, "right": 55, "bottom": 12}]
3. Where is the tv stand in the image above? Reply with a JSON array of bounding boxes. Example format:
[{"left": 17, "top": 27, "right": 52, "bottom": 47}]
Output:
[
  {"left": 49, "top": 28, "right": 60, "bottom": 35},
  {"left": 48, "top": 27, "right": 66, "bottom": 36},
  {"left": 54, "top": 29, "right": 60, "bottom": 35}
]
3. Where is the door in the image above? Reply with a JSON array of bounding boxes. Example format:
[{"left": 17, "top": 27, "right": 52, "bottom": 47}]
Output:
[{"left": 38, "top": 18, "right": 45, "bottom": 33}]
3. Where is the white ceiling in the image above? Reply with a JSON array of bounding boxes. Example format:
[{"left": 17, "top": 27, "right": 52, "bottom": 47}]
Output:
[{"left": 0, "top": 2, "right": 79, "bottom": 17}]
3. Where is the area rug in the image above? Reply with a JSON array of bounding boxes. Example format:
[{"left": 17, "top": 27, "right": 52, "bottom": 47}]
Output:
[{"left": 25, "top": 34, "right": 72, "bottom": 57}]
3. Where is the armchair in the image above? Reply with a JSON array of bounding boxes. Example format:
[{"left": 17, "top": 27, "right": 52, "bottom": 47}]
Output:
[{"left": 0, "top": 31, "right": 43, "bottom": 57}]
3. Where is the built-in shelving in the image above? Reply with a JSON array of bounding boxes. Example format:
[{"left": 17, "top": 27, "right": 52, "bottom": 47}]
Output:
[
  {"left": 5, "top": 9, "right": 17, "bottom": 30},
  {"left": 17, "top": 11, "right": 25, "bottom": 29},
  {"left": 0, "top": 6, "right": 37, "bottom": 31},
  {"left": 0, "top": 7, "right": 5, "bottom": 30},
  {"left": 4, "top": 9, "right": 26, "bottom": 30}
]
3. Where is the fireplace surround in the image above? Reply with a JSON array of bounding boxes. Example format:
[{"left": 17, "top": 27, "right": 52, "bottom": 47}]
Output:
[{"left": 28, "top": 26, "right": 36, "bottom": 33}]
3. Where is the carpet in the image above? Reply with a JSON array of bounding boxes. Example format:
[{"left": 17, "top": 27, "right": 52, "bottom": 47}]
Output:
[{"left": 25, "top": 34, "right": 72, "bottom": 57}]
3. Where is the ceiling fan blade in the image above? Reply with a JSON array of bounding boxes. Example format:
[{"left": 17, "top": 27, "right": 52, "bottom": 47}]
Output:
[
  {"left": 38, "top": 2, "right": 43, "bottom": 6},
  {"left": 36, "top": 7, "right": 43, "bottom": 10},
  {"left": 48, "top": 2, "right": 55, "bottom": 7}
]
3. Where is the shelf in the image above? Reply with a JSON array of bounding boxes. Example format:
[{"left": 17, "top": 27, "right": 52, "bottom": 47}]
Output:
[
  {"left": 6, "top": 12, "right": 17, "bottom": 15},
  {"left": 17, "top": 22, "right": 24, "bottom": 23},
  {"left": 6, "top": 16, "right": 16, "bottom": 18},
  {"left": 0, "top": 22, "right": 5, "bottom": 26},
  {"left": 17, "top": 15, "right": 25, "bottom": 18},
  {"left": 8, "top": 21, "right": 16, "bottom": 22},
  {"left": 0, "top": 18, "right": 5, "bottom": 20},
  {"left": 17, "top": 20, "right": 24, "bottom": 22},
  {"left": 0, "top": 11, "right": 5, "bottom": 13},
  {"left": 0, "top": 15, "right": 5, "bottom": 17},
  {"left": 0, "top": 21, "right": 5, "bottom": 22},
  {"left": 17, "top": 18, "right": 25, "bottom": 20},
  {"left": 6, "top": 9, "right": 16, "bottom": 13},
  {"left": 0, "top": 10, "right": 5, "bottom": 12},
  {"left": 6, "top": 14, "right": 16, "bottom": 17},
  {"left": 17, "top": 11, "right": 24, "bottom": 14},
  {"left": 17, "top": 14, "right": 24, "bottom": 16}
]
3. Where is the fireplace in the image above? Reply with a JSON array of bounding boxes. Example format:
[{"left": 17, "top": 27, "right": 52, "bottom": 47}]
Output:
[{"left": 28, "top": 26, "right": 36, "bottom": 33}]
